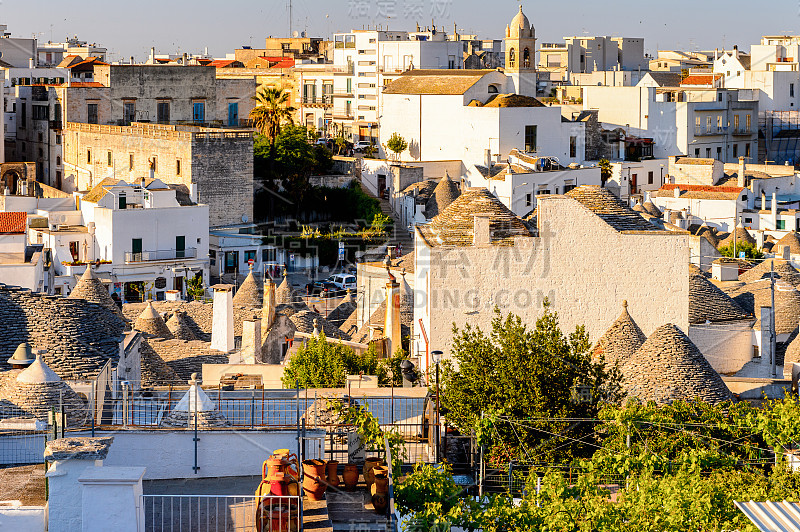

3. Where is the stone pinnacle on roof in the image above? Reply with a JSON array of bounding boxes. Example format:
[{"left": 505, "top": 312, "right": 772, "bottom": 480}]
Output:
[
  {"left": 424, "top": 173, "right": 461, "bottom": 219},
  {"left": 232, "top": 270, "right": 262, "bottom": 308},
  {"left": 68, "top": 266, "right": 123, "bottom": 317},
  {"left": 166, "top": 311, "right": 197, "bottom": 341},
  {"left": 592, "top": 300, "right": 646, "bottom": 367},
  {"left": 7, "top": 342, "right": 35, "bottom": 368},
  {"left": 621, "top": 324, "right": 732, "bottom": 405},
  {"left": 133, "top": 301, "right": 173, "bottom": 339}
]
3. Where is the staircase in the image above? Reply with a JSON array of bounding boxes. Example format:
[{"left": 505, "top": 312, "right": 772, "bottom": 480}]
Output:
[
  {"left": 357, "top": 180, "right": 414, "bottom": 256},
  {"left": 326, "top": 487, "right": 391, "bottom": 532}
]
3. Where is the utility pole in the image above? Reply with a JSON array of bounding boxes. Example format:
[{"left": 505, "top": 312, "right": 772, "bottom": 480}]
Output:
[
  {"left": 771, "top": 261, "right": 777, "bottom": 377},
  {"left": 289, "top": 0, "right": 293, "bottom": 36}
]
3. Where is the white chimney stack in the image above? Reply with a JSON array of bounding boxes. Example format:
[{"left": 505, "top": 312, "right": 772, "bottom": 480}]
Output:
[
  {"left": 738, "top": 156, "right": 746, "bottom": 188},
  {"left": 772, "top": 191, "right": 778, "bottom": 229},
  {"left": 211, "top": 284, "right": 234, "bottom": 353},
  {"left": 240, "top": 319, "right": 261, "bottom": 364}
]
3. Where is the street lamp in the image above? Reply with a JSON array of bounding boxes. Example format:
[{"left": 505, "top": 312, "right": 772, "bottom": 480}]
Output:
[{"left": 431, "top": 350, "right": 443, "bottom": 463}]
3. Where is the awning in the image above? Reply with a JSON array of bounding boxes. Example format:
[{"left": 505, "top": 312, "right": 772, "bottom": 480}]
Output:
[{"left": 734, "top": 500, "right": 800, "bottom": 531}]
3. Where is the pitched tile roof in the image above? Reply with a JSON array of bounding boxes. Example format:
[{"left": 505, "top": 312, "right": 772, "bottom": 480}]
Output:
[
  {"left": 591, "top": 301, "right": 646, "bottom": 366},
  {"left": 642, "top": 72, "right": 683, "bottom": 87},
  {"left": 0, "top": 212, "right": 26, "bottom": 234},
  {"left": 565, "top": 186, "right": 663, "bottom": 232},
  {"left": 480, "top": 93, "right": 546, "bottom": 108},
  {"left": 675, "top": 158, "right": 716, "bottom": 165},
  {"left": 689, "top": 273, "right": 752, "bottom": 324},
  {"left": 401, "top": 179, "right": 438, "bottom": 204},
  {"left": 655, "top": 184, "right": 744, "bottom": 200},
  {"left": 383, "top": 70, "right": 492, "bottom": 95},
  {"left": 621, "top": 324, "right": 732, "bottom": 405},
  {"left": 418, "top": 188, "right": 533, "bottom": 246},
  {"left": 82, "top": 178, "right": 124, "bottom": 203},
  {"left": 680, "top": 74, "right": 721, "bottom": 86}
]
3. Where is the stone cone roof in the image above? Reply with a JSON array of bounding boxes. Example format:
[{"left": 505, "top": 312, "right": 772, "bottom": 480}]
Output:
[
  {"left": 695, "top": 223, "right": 719, "bottom": 248},
  {"left": 424, "top": 174, "right": 461, "bottom": 219},
  {"left": 351, "top": 293, "right": 414, "bottom": 344},
  {"left": 783, "top": 332, "right": 800, "bottom": 372},
  {"left": 739, "top": 259, "right": 800, "bottom": 286},
  {"left": 68, "top": 267, "right": 123, "bottom": 318},
  {"left": 138, "top": 338, "right": 181, "bottom": 387},
  {"left": 621, "top": 324, "right": 732, "bottom": 405},
  {"left": 160, "top": 383, "right": 230, "bottom": 428},
  {"left": 731, "top": 282, "right": 800, "bottom": 335},
  {"left": 775, "top": 232, "right": 800, "bottom": 255},
  {"left": 764, "top": 241, "right": 775, "bottom": 252},
  {"left": 632, "top": 203, "right": 646, "bottom": 213},
  {"left": 232, "top": 271, "right": 262, "bottom": 308},
  {"left": 0, "top": 356, "right": 88, "bottom": 427},
  {"left": 591, "top": 301, "right": 646, "bottom": 367},
  {"left": 166, "top": 311, "right": 197, "bottom": 341},
  {"left": 689, "top": 273, "right": 751, "bottom": 324},
  {"left": 275, "top": 277, "right": 293, "bottom": 305},
  {"left": 134, "top": 301, "right": 173, "bottom": 339},
  {"left": 718, "top": 226, "right": 756, "bottom": 249},
  {"left": 642, "top": 200, "right": 662, "bottom": 217},
  {"left": 327, "top": 292, "right": 356, "bottom": 325},
  {"left": 289, "top": 310, "right": 349, "bottom": 340}
]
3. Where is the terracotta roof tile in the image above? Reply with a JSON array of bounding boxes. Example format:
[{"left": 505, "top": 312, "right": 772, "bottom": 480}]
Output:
[
  {"left": 383, "top": 70, "right": 492, "bottom": 95},
  {"left": 0, "top": 212, "right": 26, "bottom": 234}
]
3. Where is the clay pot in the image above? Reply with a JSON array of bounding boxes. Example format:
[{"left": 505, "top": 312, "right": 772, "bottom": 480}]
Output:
[
  {"left": 326, "top": 460, "right": 340, "bottom": 487},
  {"left": 302, "top": 459, "right": 327, "bottom": 501},
  {"left": 363, "top": 457, "right": 384, "bottom": 487},
  {"left": 371, "top": 467, "right": 389, "bottom": 514},
  {"left": 343, "top": 463, "right": 359, "bottom": 491}
]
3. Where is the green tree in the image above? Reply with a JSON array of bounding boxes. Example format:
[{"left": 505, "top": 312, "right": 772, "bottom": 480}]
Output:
[
  {"left": 719, "top": 241, "right": 763, "bottom": 260},
  {"left": 599, "top": 158, "right": 612, "bottom": 187},
  {"left": 386, "top": 132, "right": 408, "bottom": 161},
  {"left": 249, "top": 87, "right": 295, "bottom": 158},
  {"left": 441, "top": 304, "right": 623, "bottom": 462},
  {"left": 186, "top": 274, "right": 206, "bottom": 301}
]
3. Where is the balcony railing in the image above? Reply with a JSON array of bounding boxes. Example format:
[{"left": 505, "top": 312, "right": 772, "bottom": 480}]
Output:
[
  {"left": 732, "top": 127, "right": 753, "bottom": 135},
  {"left": 299, "top": 96, "right": 333, "bottom": 105},
  {"left": 125, "top": 247, "right": 197, "bottom": 263},
  {"left": 695, "top": 126, "right": 724, "bottom": 136}
]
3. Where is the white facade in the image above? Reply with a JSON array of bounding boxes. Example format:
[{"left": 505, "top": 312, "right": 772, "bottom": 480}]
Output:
[
  {"left": 583, "top": 85, "right": 759, "bottom": 162},
  {"left": 606, "top": 159, "right": 670, "bottom": 201},
  {"left": 751, "top": 36, "right": 800, "bottom": 72}
]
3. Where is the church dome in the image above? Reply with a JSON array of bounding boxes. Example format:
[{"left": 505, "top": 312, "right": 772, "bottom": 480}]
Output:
[{"left": 508, "top": 6, "right": 533, "bottom": 38}]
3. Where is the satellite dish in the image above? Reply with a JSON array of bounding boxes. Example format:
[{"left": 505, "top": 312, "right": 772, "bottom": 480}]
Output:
[
  {"left": 58, "top": 214, "right": 67, "bottom": 223},
  {"left": 241, "top": 214, "right": 249, "bottom": 223},
  {"left": 292, "top": 31, "right": 299, "bottom": 38}
]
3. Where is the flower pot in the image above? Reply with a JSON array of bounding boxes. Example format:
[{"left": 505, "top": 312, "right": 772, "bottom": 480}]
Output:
[
  {"left": 363, "top": 457, "right": 383, "bottom": 487},
  {"left": 343, "top": 463, "right": 359, "bottom": 491},
  {"left": 326, "top": 460, "right": 340, "bottom": 488},
  {"left": 302, "top": 459, "right": 327, "bottom": 501}
]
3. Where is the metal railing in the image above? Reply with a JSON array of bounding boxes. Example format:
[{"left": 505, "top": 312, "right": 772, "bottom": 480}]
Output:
[
  {"left": 695, "top": 126, "right": 724, "bottom": 136},
  {"left": 141, "top": 494, "right": 301, "bottom": 532},
  {"left": 732, "top": 127, "right": 753, "bottom": 135},
  {"left": 299, "top": 96, "right": 333, "bottom": 105},
  {"left": 125, "top": 247, "right": 197, "bottom": 263}
]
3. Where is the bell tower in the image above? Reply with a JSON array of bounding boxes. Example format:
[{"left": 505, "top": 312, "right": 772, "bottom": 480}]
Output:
[{"left": 504, "top": 5, "right": 537, "bottom": 96}]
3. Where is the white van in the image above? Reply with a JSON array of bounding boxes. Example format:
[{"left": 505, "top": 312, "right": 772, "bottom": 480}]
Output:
[{"left": 328, "top": 274, "right": 356, "bottom": 291}]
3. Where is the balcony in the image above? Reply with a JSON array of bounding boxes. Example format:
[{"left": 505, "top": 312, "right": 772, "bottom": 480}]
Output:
[
  {"left": 299, "top": 96, "right": 333, "bottom": 106},
  {"left": 332, "top": 111, "right": 354, "bottom": 120},
  {"left": 331, "top": 90, "right": 354, "bottom": 97},
  {"left": 732, "top": 128, "right": 753, "bottom": 136},
  {"left": 695, "top": 126, "right": 724, "bottom": 136},
  {"left": 125, "top": 247, "right": 197, "bottom": 263},
  {"left": 50, "top": 120, "right": 63, "bottom": 130}
]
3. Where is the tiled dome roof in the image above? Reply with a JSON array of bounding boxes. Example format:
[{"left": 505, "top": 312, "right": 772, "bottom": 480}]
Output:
[
  {"left": 717, "top": 226, "right": 756, "bottom": 249},
  {"left": 642, "top": 200, "right": 662, "bottom": 217},
  {"left": 621, "top": 324, "right": 732, "bottom": 405},
  {"left": 591, "top": 301, "right": 646, "bottom": 366},
  {"left": 689, "top": 273, "right": 752, "bottom": 324},
  {"left": 68, "top": 267, "right": 123, "bottom": 318},
  {"left": 133, "top": 301, "right": 172, "bottom": 339},
  {"left": 232, "top": 271, "right": 262, "bottom": 308},
  {"left": 739, "top": 259, "right": 800, "bottom": 286},
  {"left": 424, "top": 174, "right": 461, "bottom": 219},
  {"left": 275, "top": 277, "right": 294, "bottom": 305},
  {"left": 775, "top": 232, "right": 800, "bottom": 255},
  {"left": 729, "top": 282, "right": 800, "bottom": 335},
  {"left": 419, "top": 188, "right": 532, "bottom": 246},
  {"left": 166, "top": 311, "right": 197, "bottom": 341}
]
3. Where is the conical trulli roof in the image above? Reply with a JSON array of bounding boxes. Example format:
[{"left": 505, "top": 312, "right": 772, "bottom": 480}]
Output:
[
  {"left": 642, "top": 200, "right": 662, "bottom": 218},
  {"left": 425, "top": 174, "right": 461, "bottom": 219},
  {"left": 166, "top": 311, "right": 197, "bottom": 341},
  {"left": 739, "top": 259, "right": 800, "bottom": 286},
  {"left": 232, "top": 271, "right": 262, "bottom": 308},
  {"left": 591, "top": 301, "right": 646, "bottom": 367},
  {"left": 134, "top": 301, "right": 172, "bottom": 339},
  {"left": 695, "top": 223, "right": 719, "bottom": 248},
  {"left": 0, "top": 355, "right": 88, "bottom": 427},
  {"left": 327, "top": 291, "right": 356, "bottom": 325},
  {"left": 775, "top": 232, "right": 800, "bottom": 255},
  {"left": 275, "top": 276, "right": 293, "bottom": 305},
  {"left": 632, "top": 202, "right": 646, "bottom": 213},
  {"left": 621, "top": 324, "right": 732, "bottom": 405},
  {"left": 69, "top": 267, "right": 123, "bottom": 317},
  {"left": 717, "top": 226, "right": 756, "bottom": 249},
  {"left": 689, "top": 273, "right": 751, "bottom": 324},
  {"left": 160, "top": 377, "right": 230, "bottom": 428}
]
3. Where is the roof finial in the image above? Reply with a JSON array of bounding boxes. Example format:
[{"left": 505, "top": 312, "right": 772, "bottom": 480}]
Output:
[{"left": 622, "top": 300, "right": 628, "bottom": 309}]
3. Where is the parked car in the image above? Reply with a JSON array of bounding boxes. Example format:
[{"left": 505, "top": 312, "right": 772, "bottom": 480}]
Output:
[
  {"left": 353, "top": 140, "right": 374, "bottom": 153},
  {"left": 305, "top": 280, "right": 339, "bottom": 297},
  {"left": 328, "top": 274, "right": 357, "bottom": 291}
]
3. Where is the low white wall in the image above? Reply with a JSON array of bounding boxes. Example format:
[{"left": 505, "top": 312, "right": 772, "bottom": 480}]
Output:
[
  {"left": 0, "top": 504, "right": 45, "bottom": 532},
  {"left": 689, "top": 321, "right": 754, "bottom": 374},
  {"left": 201, "top": 363, "right": 285, "bottom": 388},
  {"left": 76, "top": 430, "right": 324, "bottom": 480}
]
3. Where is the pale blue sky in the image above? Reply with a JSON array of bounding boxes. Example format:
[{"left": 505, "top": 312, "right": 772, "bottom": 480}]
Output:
[{"left": 2, "top": 0, "right": 797, "bottom": 60}]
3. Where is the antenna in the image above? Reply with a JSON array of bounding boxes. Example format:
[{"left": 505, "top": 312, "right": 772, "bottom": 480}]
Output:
[{"left": 288, "top": 0, "right": 292, "bottom": 37}]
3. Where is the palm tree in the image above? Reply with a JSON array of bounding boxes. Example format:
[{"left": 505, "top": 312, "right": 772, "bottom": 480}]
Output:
[{"left": 249, "top": 86, "right": 295, "bottom": 155}]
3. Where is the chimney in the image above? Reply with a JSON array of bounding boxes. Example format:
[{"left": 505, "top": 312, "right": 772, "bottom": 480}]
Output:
[
  {"left": 210, "top": 284, "right": 234, "bottom": 352},
  {"left": 28, "top": 57, "right": 34, "bottom": 68},
  {"left": 484, "top": 149, "right": 492, "bottom": 170},
  {"left": 240, "top": 319, "right": 261, "bottom": 364},
  {"left": 756, "top": 230, "right": 764, "bottom": 250},
  {"left": 473, "top": 213, "right": 492, "bottom": 246},
  {"left": 261, "top": 278, "right": 276, "bottom": 331},
  {"left": 150, "top": 47, "right": 155, "bottom": 62},
  {"left": 384, "top": 278, "right": 402, "bottom": 357},
  {"left": 738, "top": 156, "right": 747, "bottom": 188},
  {"left": 182, "top": 52, "right": 188, "bottom": 66},
  {"left": 772, "top": 191, "right": 778, "bottom": 229},
  {"left": 761, "top": 189, "right": 766, "bottom": 210},
  {"left": 760, "top": 306, "right": 774, "bottom": 367}
]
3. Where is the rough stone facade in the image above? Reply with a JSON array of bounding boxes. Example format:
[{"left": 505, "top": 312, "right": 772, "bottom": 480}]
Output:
[{"left": 62, "top": 122, "right": 253, "bottom": 227}]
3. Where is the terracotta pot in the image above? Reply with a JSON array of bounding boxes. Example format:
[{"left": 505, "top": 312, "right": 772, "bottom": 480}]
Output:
[
  {"left": 303, "top": 459, "right": 327, "bottom": 501},
  {"left": 343, "top": 463, "right": 359, "bottom": 491},
  {"left": 370, "top": 467, "right": 389, "bottom": 514},
  {"left": 371, "top": 492, "right": 388, "bottom": 513},
  {"left": 326, "top": 460, "right": 340, "bottom": 487},
  {"left": 363, "top": 457, "right": 384, "bottom": 487}
]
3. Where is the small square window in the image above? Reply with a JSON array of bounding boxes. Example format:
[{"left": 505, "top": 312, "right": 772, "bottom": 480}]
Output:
[
  {"left": 176, "top": 159, "right": 181, "bottom": 176},
  {"left": 87, "top": 148, "right": 92, "bottom": 164},
  {"left": 107, "top": 151, "right": 112, "bottom": 167}
]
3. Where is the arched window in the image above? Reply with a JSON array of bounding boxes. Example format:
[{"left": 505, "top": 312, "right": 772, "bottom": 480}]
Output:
[
  {"left": 523, "top": 48, "right": 530, "bottom": 68},
  {"left": 509, "top": 48, "right": 516, "bottom": 67},
  {"left": 488, "top": 84, "right": 499, "bottom": 94}
]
